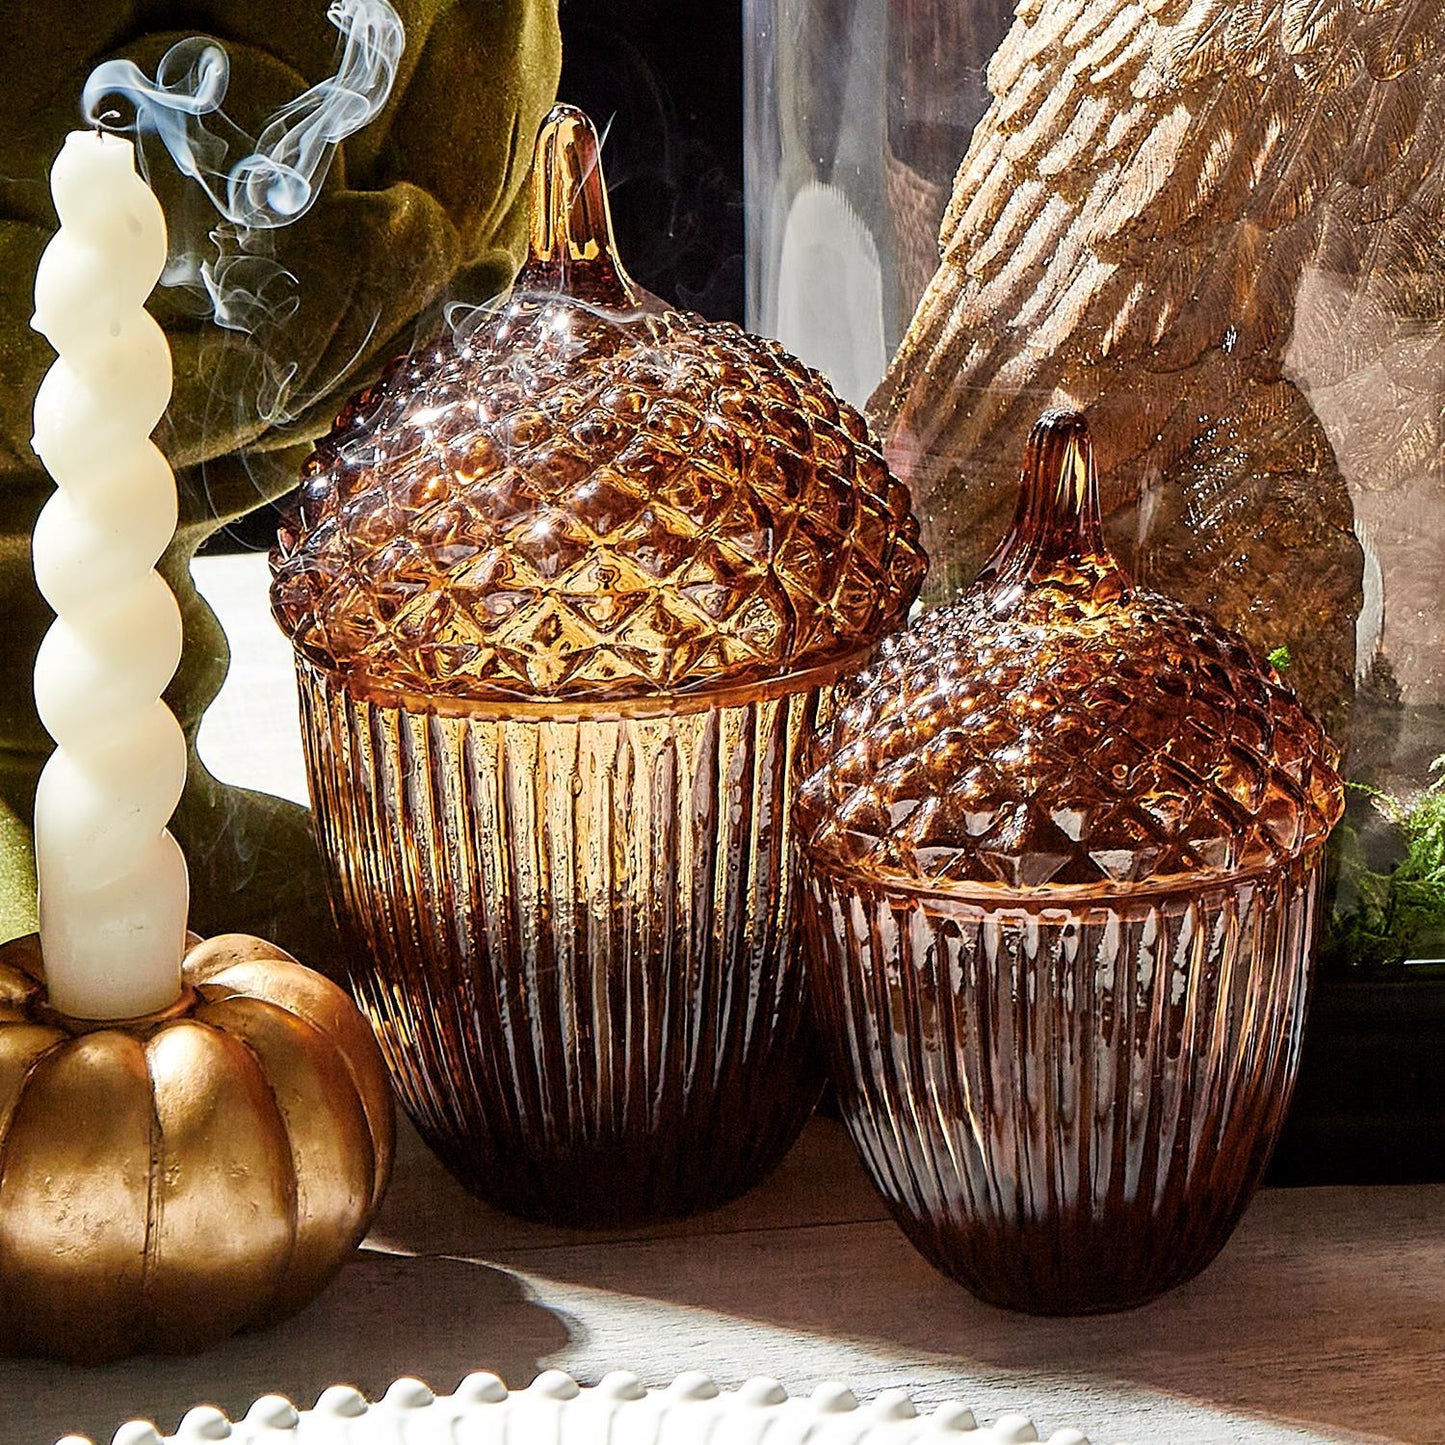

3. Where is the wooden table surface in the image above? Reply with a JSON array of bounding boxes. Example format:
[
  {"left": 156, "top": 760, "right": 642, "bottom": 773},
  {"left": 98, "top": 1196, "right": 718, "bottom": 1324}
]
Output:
[{"left": 3, "top": 554, "right": 1441, "bottom": 1445}]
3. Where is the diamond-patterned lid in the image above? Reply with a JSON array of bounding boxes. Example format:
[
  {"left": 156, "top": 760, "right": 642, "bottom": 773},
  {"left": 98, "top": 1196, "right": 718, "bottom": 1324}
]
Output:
[
  {"left": 270, "top": 106, "right": 925, "bottom": 707},
  {"left": 795, "top": 411, "right": 1344, "bottom": 894}
]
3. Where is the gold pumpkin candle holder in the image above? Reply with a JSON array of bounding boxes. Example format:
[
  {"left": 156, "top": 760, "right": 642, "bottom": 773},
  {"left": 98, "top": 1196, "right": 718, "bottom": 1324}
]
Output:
[
  {"left": 10, "top": 123, "right": 395, "bottom": 1365},
  {"left": 271, "top": 105, "right": 926, "bottom": 1226},
  {"left": 796, "top": 410, "right": 1345, "bottom": 1314},
  {"left": 0, "top": 932, "right": 394, "bottom": 1362}
]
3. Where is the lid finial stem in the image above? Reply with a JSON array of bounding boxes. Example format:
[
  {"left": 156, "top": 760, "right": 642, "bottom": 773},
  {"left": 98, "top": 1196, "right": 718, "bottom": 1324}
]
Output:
[
  {"left": 980, "top": 408, "right": 1130, "bottom": 600},
  {"left": 526, "top": 104, "right": 638, "bottom": 308}
]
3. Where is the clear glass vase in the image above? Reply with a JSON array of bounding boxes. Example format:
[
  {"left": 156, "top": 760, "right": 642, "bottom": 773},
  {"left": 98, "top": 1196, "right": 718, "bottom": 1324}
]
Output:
[
  {"left": 744, "top": 0, "right": 1014, "bottom": 408},
  {"left": 747, "top": 0, "right": 1445, "bottom": 969}
]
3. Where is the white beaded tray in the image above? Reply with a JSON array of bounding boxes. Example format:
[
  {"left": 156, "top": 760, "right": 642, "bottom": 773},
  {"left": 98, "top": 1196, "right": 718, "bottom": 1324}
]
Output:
[{"left": 68, "top": 1371, "right": 1090, "bottom": 1445}]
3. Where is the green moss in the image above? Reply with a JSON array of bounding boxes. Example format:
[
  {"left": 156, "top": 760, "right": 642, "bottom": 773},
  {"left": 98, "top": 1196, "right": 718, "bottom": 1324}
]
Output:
[{"left": 1321, "top": 755, "right": 1445, "bottom": 970}]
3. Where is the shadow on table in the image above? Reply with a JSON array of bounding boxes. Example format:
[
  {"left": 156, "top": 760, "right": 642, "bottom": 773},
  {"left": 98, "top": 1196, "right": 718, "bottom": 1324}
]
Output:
[
  {"left": 9, "top": 1252, "right": 573, "bottom": 1445},
  {"left": 284, "top": 1111, "right": 1443, "bottom": 1442},
  {"left": 450, "top": 1124, "right": 1443, "bottom": 1445},
  {"left": 367, "top": 1116, "right": 892, "bottom": 1257}
]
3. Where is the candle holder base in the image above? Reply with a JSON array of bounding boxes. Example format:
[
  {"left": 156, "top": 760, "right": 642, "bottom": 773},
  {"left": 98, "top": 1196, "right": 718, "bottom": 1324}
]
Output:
[{"left": 0, "top": 931, "right": 394, "bottom": 1363}]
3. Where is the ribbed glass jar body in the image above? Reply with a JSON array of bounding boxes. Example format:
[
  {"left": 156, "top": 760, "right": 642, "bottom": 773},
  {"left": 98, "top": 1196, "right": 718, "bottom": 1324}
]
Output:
[
  {"left": 803, "top": 856, "right": 1321, "bottom": 1313},
  {"left": 298, "top": 661, "right": 826, "bottom": 1226}
]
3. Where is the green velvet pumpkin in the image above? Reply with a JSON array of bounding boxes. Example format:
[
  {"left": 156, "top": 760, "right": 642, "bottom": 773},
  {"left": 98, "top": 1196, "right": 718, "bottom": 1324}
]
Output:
[{"left": 0, "top": 0, "right": 561, "bottom": 963}]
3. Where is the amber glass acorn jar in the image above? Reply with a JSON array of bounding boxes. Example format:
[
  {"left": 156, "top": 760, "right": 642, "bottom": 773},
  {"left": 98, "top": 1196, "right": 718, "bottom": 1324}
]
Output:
[
  {"left": 271, "top": 106, "right": 925, "bottom": 1226},
  {"left": 796, "top": 410, "right": 1344, "bottom": 1312}
]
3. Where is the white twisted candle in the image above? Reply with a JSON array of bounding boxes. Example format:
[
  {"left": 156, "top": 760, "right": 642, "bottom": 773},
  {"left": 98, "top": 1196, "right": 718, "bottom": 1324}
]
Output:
[{"left": 29, "top": 131, "right": 188, "bottom": 1020}]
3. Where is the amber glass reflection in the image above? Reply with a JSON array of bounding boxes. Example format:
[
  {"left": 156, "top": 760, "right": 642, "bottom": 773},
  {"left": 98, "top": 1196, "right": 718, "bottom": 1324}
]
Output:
[
  {"left": 274, "top": 107, "right": 925, "bottom": 1224},
  {"left": 797, "top": 410, "right": 1344, "bottom": 1311}
]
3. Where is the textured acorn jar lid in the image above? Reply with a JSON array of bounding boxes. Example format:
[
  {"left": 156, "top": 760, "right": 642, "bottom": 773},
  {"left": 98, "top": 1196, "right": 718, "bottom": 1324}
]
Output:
[
  {"left": 271, "top": 106, "right": 925, "bottom": 708},
  {"left": 796, "top": 411, "right": 1345, "bottom": 896}
]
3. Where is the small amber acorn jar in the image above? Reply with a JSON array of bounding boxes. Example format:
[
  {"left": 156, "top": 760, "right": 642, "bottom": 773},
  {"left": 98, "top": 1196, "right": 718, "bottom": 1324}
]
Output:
[
  {"left": 796, "top": 410, "right": 1345, "bottom": 1313},
  {"left": 271, "top": 107, "right": 925, "bottom": 1225}
]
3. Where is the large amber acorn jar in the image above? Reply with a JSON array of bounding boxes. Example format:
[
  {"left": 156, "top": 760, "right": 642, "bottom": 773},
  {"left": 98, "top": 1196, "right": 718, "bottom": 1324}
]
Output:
[
  {"left": 795, "top": 410, "right": 1344, "bottom": 1312},
  {"left": 271, "top": 106, "right": 926, "bottom": 1226}
]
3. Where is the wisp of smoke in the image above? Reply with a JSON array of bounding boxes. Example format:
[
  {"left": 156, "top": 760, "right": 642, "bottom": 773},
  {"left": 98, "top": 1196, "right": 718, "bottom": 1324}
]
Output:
[{"left": 83, "top": 0, "right": 403, "bottom": 350}]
